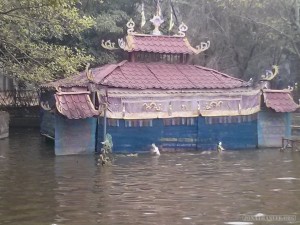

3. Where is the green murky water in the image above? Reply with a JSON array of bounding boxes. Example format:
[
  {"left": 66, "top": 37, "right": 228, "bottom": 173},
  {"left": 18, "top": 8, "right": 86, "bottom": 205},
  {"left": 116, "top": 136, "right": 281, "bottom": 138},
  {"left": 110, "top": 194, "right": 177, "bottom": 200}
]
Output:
[{"left": 0, "top": 129, "right": 300, "bottom": 225}]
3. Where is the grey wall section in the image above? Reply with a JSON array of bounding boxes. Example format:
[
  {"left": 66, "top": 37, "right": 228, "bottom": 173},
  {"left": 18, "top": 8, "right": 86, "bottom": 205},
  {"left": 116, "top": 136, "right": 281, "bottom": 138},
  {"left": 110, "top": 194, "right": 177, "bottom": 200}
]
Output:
[
  {"left": 55, "top": 115, "right": 97, "bottom": 155},
  {"left": 0, "top": 75, "right": 14, "bottom": 91},
  {"left": 40, "top": 110, "right": 55, "bottom": 138},
  {"left": 258, "top": 111, "right": 291, "bottom": 147},
  {"left": 0, "top": 111, "right": 9, "bottom": 139}
]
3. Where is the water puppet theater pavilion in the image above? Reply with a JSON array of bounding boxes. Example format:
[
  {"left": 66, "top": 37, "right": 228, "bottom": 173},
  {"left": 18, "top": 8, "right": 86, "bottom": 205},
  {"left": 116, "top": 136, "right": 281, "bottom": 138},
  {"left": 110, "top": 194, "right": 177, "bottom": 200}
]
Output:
[{"left": 40, "top": 11, "right": 299, "bottom": 155}]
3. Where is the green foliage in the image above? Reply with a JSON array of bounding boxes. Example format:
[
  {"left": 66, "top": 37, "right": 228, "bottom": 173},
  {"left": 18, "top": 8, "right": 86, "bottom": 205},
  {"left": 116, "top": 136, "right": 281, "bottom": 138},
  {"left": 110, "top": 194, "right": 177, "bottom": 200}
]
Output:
[
  {"left": 0, "top": 0, "right": 94, "bottom": 84},
  {"left": 167, "top": 0, "right": 300, "bottom": 80},
  {"left": 98, "top": 133, "right": 113, "bottom": 166},
  {"left": 2, "top": 0, "right": 300, "bottom": 87},
  {"left": 78, "top": 0, "right": 139, "bottom": 65}
]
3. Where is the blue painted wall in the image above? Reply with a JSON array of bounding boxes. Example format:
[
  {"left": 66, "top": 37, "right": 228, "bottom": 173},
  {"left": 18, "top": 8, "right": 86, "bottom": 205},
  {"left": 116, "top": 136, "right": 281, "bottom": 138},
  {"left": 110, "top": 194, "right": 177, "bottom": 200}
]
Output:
[
  {"left": 97, "top": 116, "right": 258, "bottom": 153},
  {"left": 55, "top": 115, "right": 97, "bottom": 155},
  {"left": 258, "top": 111, "right": 291, "bottom": 147}
]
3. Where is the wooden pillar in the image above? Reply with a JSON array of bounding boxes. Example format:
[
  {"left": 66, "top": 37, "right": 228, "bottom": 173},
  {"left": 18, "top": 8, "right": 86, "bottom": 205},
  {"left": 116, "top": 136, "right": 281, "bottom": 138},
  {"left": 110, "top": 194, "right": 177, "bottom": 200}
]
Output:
[
  {"left": 129, "top": 52, "right": 135, "bottom": 62},
  {"left": 186, "top": 54, "right": 190, "bottom": 64},
  {"left": 103, "top": 92, "right": 108, "bottom": 142},
  {"left": 103, "top": 105, "right": 107, "bottom": 142},
  {"left": 92, "top": 92, "right": 96, "bottom": 105},
  {"left": 180, "top": 54, "right": 184, "bottom": 63}
]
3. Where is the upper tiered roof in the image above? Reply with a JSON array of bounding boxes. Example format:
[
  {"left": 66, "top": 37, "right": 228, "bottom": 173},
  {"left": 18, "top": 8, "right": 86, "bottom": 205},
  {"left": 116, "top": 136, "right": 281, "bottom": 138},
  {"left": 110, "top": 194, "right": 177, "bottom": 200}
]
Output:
[
  {"left": 122, "top": 34, "right": 197, "bottom": 54},
  {"left": 101, "top": 17, "right": 210, "bottom": 59}
]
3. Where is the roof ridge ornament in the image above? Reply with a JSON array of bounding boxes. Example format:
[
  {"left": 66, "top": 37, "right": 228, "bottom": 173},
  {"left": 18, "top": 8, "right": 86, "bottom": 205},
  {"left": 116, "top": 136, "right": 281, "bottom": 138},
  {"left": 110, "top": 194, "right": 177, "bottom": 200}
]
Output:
[
  {"left": 150, "top": 0, "right": 164, "bottom": 35},
  {"left": 287, "top": 86, "right": 294, "bottom": 91},
  {"left": 101, "top": 18, "right": 135, "bottom": 51},
  {"left": 195, "top": 41, "right": 210, "bottom": 54},
  {"left": 118, "top": 38, "right": 125, "bottom": 50},
  {"left": 150, "top": 15, "right": 164, "bottom": 35},
  {"left": 101, "top": 40, "right": 118, "bottom": 50},
  {"left": 85, "top": 63, "right": 94, "bottom": 81},
  {"left": 174, "top": 22, "right": 188, "bottom": 37},
  {"left": 261, "top": 65, "right": 279, "bottom": 81},
  {"left": 127, "top": 18, "right": 136, "bottom": 35}
]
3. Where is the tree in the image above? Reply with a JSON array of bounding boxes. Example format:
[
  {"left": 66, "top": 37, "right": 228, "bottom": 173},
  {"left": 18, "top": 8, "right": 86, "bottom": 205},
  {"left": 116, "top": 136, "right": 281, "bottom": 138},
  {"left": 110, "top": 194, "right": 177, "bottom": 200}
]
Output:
[
  {"left": 163, "top": 0, "right": 278, "bottom": 81},
  {"left": 220, "top": 0, "right": 300, "bottom": 88},
  {"left": 0, "top": 0, "right": 94, "bottom": 85},
  {"left": 78, "top": 0, "right": 139, "bottom": 66}
]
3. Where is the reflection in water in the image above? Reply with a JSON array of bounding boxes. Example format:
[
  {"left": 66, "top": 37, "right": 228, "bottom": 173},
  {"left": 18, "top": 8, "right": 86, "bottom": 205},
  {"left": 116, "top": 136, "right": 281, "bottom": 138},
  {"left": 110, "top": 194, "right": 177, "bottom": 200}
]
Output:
[{"left": 0, "top": 129, "right": 300, "bottom": 225}]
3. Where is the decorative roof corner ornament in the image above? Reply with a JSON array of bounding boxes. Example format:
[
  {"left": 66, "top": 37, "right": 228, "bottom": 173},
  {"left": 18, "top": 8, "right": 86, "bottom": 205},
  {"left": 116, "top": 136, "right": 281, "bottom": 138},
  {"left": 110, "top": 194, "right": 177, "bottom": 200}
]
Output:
[
  {"left": 56, "top": 101, "right": 63, "bottom": 115},
  {"left": 40, "top": 101, "right": 51, "bottom": 111},
  {"left": 55, "top": 86, "right": 62, "bottom": 92},
  {"left": 101, "top": 40, "right": 118, "bottom": 50},
  {"left": 127, "top": 18, "right": 136, "bottom": 35},
  {"left": 195, "top": 41, "right": 210, "bottom": 54},
  {"left": 261, "top": 65, "right": 279, "bottom": 81},
  {"left": 85, "top": 63, "right": 94, "bottom": 81},
  {"left": 150, "top": 15, "right": 164, "bottom": 35},
  {"left": 174, "top": 22, "right": 188, "bottom": 37},
  {"left": 118, "top": 38, "right": 126, "bottom": 50},
  {"left": 287, "top": 86, "right": 294, "bottom": 91},
  {"left": 247, "top": 78, "right": 253, "bottom": 86}
]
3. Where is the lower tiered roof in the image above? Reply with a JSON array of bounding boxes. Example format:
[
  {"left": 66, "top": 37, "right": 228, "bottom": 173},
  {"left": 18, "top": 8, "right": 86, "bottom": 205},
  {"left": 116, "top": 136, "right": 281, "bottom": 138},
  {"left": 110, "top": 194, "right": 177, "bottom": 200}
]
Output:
[{"left": 41, "top": 60, "right": 250, "bottom": 90}]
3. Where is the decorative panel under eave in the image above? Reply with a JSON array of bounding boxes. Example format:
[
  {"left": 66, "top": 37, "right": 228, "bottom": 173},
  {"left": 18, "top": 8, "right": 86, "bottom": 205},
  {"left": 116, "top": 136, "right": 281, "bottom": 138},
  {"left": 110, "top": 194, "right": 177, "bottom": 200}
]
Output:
[{"left": 104, "top": 90, "right": 261, "bottom": 119}]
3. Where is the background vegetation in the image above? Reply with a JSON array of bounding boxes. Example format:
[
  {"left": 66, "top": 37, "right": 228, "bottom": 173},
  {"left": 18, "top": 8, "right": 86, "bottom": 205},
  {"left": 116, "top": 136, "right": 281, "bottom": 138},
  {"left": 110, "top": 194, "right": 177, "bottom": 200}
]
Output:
[{"left": 1, "top": 0, "right": 300, "bottom": 90}]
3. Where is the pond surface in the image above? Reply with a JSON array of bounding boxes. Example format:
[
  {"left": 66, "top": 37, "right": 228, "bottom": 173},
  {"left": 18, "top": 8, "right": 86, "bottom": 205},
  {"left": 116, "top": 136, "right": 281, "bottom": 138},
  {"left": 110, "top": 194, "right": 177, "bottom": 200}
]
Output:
[{"left": 0, "top": 129, "right": 300, "bottom": 225}]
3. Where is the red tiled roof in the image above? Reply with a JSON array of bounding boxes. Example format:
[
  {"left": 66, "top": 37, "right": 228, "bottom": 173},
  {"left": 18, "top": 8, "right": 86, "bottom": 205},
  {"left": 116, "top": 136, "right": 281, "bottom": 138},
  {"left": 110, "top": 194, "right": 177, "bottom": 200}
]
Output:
[
  {"left": 55, "top": 92, "right": 99, "bottom": 119},
  {"left": 97, "top": 61, "right": 248, "bottom": 89},
  {"left": 42, "top": 61, "right": 249, "bottom": 90},
  {"left": 124, "top": 34, "right": 196, "bottom": 54},
  {"left": 41, "top": 71, "right": 88, "bottom": 89},
  {"left": 263, "top": 90, "right": 299, "bottom": 112},
  {"left": 40, "top": 64, "right": 118, "bottom": 89}
]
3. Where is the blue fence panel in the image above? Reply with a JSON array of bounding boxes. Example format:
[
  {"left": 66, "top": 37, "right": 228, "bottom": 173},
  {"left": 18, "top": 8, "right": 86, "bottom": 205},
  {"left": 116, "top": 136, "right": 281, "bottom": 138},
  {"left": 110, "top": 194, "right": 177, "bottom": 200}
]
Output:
[
  {"left": 97, "top": 116, "right": 258, "bottom": 153},
  {"left": 197, "top": 117, "right": 258, "bottom": 150},
  {"left": 161, "top": 119, "right": 198, "bottom": 151},
  {"left": 97, "top": 119, "right": 163, "bottom": 153}
]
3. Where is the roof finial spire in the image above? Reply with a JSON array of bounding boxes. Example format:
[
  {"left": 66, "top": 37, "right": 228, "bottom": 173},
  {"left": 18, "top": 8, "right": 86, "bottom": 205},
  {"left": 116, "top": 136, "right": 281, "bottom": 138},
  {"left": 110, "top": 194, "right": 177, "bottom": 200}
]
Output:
[
  {"left": 150, "top": 0, "right": 164, "bottom": 35},
  {"left": 156, "top": 0, "right": 162, "bottom": 17}
]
